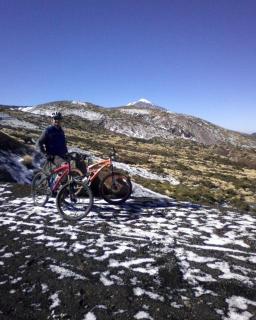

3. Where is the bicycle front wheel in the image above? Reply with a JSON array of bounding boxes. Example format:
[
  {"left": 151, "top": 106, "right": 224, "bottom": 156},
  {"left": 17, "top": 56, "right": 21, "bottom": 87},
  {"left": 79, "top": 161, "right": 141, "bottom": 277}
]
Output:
[
  {"left": 56, "top": 180, "right": 93, "bottom": 221},
  {"left": 31, "top": 171, "right": 50, "bottom": 206},
  {"left": 100, "top": 172, "right": 132, "bottom": 204}
]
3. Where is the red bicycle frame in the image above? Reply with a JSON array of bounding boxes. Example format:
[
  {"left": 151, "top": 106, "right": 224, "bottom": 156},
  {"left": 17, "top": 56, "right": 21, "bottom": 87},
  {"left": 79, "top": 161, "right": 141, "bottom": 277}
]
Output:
[{"left": 49, "top": 162, "right": 71, "bottom": 192}]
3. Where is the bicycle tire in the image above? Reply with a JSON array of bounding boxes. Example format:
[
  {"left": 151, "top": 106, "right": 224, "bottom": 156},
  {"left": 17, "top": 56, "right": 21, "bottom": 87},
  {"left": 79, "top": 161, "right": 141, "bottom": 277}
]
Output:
[
  {"left": 31, "top": 171, "right": 50, "bottom": 206},
  {"left": 56, "top": 180, "right": 93, "bottom": 221},
  {"left": 100, "top": 172, "right": 132, "bottom": 204},
  {"left": 31, "top": 168, "right": 83, "bottom": 206}
]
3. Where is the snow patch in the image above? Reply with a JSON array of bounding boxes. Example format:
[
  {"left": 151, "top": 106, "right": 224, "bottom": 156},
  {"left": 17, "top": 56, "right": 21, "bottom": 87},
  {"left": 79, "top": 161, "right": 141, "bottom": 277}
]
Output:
[
  {"left": 134, "top": 310, "right": 153, "bottom": 319},
  {"left": 120, "top": 108, "right": 151, "bottom": 115},
  {"left": 83, "top": 311, "right": 97, "bottom": 320},
  {"left": 224, "top": 296, "right": 256, "bottom": 320},
  {"left": 113, "top": 161, "right": 179, "bottom": 185},
  {"left": 71, "top": 100, "right": 87, "bottom": 106},
  {"left": 109, "top": 258, "right": 154, "bottom": 268},
  {"left": 100, "top": 273, "right": 114, "bottom": 286},
  {"left": 133, "top": 287, "right": 164, "bottom": 302},
  {"left": 49, "top": 292, "right": 61, "bottom": 310},
  {"left": 49, "top": 265, "right": 87, "bottom": 280}
]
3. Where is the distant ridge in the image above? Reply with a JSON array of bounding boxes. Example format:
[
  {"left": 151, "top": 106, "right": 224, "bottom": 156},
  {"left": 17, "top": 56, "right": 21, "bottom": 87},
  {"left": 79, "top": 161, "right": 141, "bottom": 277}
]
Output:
[
  {"left": 1, "top": 99, "right": 256, "bottom": 148},
  {"left": 0, "top": 104, "right": 29, "bottom": 109},
  {"left": 16, "top": 99, "right": 256, "bottom": 147}
]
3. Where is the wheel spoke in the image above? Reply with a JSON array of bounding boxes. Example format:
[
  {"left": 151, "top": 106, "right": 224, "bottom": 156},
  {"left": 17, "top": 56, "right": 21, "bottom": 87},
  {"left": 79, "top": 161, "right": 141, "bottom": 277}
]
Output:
[
  {"left": 56, "top": 181, "right": 93, "bottom": 221},
  {"left": 100, "top": 173, "right": 132, "bottom": 204},
  {"left": 31, "top": 171, "right": 50, "bottom": 206}
]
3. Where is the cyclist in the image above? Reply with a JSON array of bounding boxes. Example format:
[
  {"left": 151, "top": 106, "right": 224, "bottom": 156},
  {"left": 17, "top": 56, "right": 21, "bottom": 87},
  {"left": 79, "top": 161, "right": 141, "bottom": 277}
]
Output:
[{"left": 38, "top": 112, "right": 68, "bottom": 167}]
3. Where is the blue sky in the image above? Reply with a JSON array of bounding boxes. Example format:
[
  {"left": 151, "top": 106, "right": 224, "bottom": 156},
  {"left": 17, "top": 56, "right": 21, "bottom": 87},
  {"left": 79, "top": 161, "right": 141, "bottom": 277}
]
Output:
[{"left": 0, "top": 0, "right": 255, "bottom": 133}]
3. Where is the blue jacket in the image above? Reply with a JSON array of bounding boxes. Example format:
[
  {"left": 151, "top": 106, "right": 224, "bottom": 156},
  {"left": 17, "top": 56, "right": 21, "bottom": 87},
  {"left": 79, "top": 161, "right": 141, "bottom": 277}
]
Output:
[{"left": 38, "top": 125, "right": 68, "bottom": 157}]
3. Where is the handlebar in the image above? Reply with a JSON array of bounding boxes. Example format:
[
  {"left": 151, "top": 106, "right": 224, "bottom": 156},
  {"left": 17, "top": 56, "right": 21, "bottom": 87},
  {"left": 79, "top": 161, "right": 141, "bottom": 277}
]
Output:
[{"left": 65, "top": 152, "right": 88, "bottom": 162}]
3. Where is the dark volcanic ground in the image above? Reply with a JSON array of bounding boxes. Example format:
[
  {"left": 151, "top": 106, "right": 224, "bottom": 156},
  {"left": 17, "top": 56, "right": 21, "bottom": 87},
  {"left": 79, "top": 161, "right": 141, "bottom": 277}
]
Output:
[{"left": 0, "top": 183, "right": 256, "bottom": 320}]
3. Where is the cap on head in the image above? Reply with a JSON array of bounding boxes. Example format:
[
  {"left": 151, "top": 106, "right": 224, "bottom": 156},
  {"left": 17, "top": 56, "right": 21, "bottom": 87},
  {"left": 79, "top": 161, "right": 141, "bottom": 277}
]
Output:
[{"left": 51, "top": 112, "right": 63, "bottom": 120}]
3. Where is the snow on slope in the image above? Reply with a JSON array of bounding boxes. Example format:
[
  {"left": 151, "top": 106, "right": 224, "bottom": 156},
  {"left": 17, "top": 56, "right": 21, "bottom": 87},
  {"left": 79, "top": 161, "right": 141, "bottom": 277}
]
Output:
[
  {"left": 19, "top": 99, "right": 256, "bottom": 147},
  {"left": 113, "top": 160, "right": 179, "bottom": 185},
  {"left": 0, "top": 183, "right": 256, "bottom": 319},
  {"left": 127, "top": 98, "right": 153, "bottom": 106},
  {"left": 22, "top": 103, "right": 104, "bottom": 121},
  {"left": 119, "top": 108, "right": 152, "bottom": 115},
  {"left": 0, "top": 151, "right": 33, "bottom": 184},
  {"left": 0, "top": 115, "right": 38, "bottom": 130},
  {"left": 0, "top": 148, "right": 179, "bottom": 197}
]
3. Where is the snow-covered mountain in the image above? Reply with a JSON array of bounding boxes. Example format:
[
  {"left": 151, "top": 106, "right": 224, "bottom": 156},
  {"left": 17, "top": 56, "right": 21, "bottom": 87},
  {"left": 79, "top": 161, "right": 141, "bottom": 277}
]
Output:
[
  {"left": 6, "top": 99, "right": 256, "bottom": 147},
  {"left": 126, "top": 98, "right": 167, "bottom": 111},
  {"left": 23, "top": 100, "right": 104, "bottom": 122}
]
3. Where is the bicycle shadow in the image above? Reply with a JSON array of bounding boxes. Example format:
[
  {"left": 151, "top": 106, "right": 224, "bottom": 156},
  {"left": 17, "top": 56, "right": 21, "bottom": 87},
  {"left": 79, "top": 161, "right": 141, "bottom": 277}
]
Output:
[{"left": 91, "top": 196, "right": 203, "bottom": 222}]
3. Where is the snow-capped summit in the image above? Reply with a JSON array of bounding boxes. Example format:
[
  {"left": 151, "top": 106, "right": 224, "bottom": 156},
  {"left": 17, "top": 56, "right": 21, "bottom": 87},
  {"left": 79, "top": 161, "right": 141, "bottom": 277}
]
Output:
[
  {"left": 126, "top": 98, "right": 166, "bottom": 112},
  {"left": 137, "top": 98, "right": 152, "bottom": 104},
  {"left": 127, "top": 98, "right": 153, "bottom": 106},
  {"left": 71, "top": 100, "right": 87, "bottom": 107}
]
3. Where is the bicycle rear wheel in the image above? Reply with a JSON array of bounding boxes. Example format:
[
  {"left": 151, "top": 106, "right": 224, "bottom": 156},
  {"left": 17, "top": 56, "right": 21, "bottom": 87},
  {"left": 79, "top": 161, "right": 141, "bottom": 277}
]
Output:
[
  {"left": 31, "top": 171, "right": 51, "bottom": 206},
  {"left": 100, "top": 172, "right": 132, "bottom": 204},
  {"left": 56, "top": 180, "right": 93, "bottom": 221}
]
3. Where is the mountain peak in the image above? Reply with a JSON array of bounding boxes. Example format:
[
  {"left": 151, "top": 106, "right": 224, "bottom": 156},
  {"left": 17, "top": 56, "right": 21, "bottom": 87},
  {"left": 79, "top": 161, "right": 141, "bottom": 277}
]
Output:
[
  {"left": 127, "top": 98, "right": 153, "bottom": 106},
  {"left": 126, "top": 98, "right": 167, "bottom": 112}
]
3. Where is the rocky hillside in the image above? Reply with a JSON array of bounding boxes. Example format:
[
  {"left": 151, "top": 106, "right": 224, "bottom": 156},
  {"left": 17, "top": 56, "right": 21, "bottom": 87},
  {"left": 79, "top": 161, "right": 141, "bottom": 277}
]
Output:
[
  {"left": 1, "top": 101, "right": 256, "bottom": 320},
  {"left": 1, "top": 102, "right": 256, "bottom": 212},
  {"left": 20, "top": 99, "right": 256, "bottom": 147}
]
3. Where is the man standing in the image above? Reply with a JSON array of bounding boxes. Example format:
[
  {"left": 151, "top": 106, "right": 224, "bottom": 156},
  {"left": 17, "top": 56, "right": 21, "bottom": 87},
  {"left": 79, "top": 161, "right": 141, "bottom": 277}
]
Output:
[{"left": 38, "top": 112, "right": 68, "bottom": 167}]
